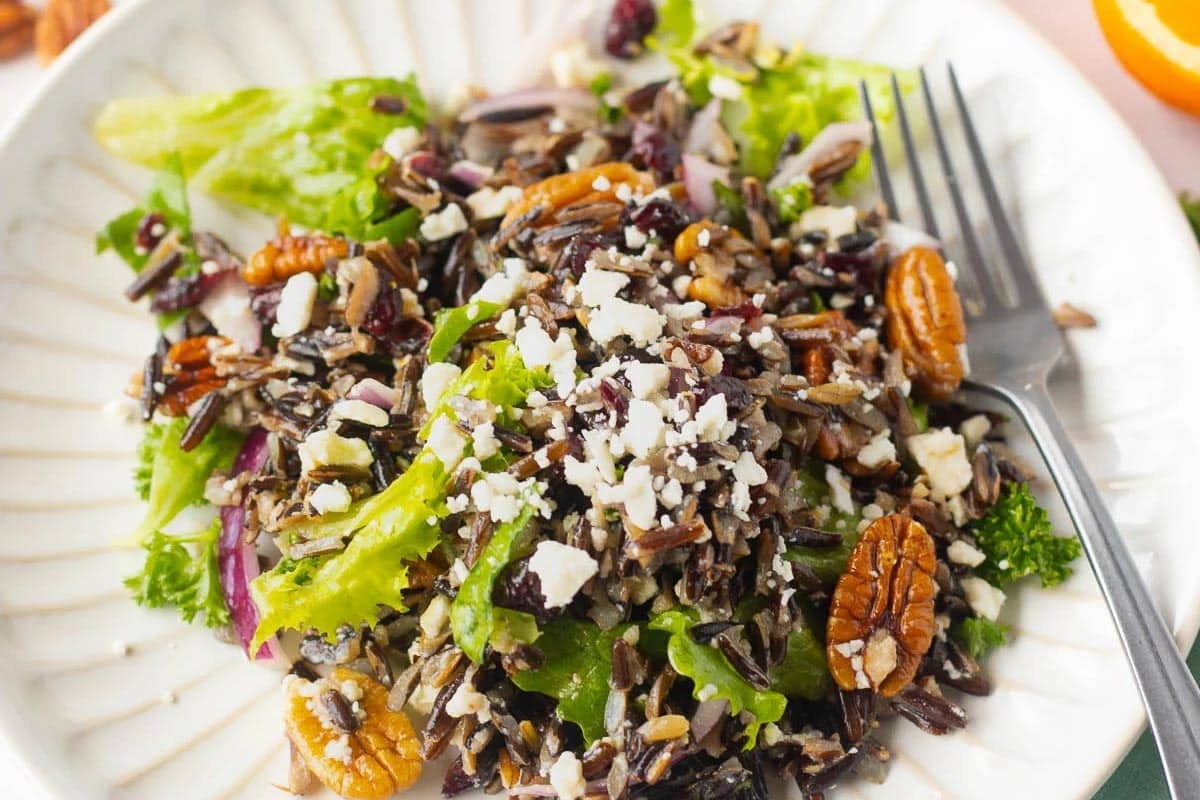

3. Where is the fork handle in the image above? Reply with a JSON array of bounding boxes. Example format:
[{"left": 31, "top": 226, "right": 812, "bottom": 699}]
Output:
[{"left": 992, "top": 383, "right": 1200, "bottom": 798}]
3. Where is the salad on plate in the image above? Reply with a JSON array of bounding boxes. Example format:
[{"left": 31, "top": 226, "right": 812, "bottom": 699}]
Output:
[{"left": 95, "top": 1, "right": 1081, "bottom": 797}]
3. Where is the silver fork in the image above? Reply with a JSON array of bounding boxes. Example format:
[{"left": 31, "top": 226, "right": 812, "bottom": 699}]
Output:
[{"left": 860, "top": 66, "right": 1200, "bottom": 798}]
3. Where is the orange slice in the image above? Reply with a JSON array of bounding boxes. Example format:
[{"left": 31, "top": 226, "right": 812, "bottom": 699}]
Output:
[{"left": 1094, "top": 0, "right": 1200, "bottom": 116}]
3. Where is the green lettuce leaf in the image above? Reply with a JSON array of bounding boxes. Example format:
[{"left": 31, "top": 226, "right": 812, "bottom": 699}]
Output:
[
  {"left": 127, "top": 418, "right": 243, "bottom": 546},
  {"left": 125, "top": 518, "right": 229, "bottom": 628},
  {"left": 428, "top": 300, "right": 503, "bottom": 363},
  {"left": 770, "top": 180, "right": 813, "bottom": 224},
  {"left": 648, "top": 610, "right": 786, "bottom": 748},
  {"left": 649, "top": 0, "right": 697, "bottom": 49},
  {"left": 451, "top": 502, "right": 538, "bottom": 663},
  {"left": 969, "top": 483, "right": 1081, "bottom": 588},
  {"left": 511, "top": 618, "right": 630, "bottom": 745},
  {"left": 249, "top": 448, "right": 446, "bottom": 651},
  {"left": 769, "top": 622, "right": 831, "bottom": 700},
  {"left": 952, "top": 616, "right": 1009, "bottom": 660},
  {"left": 422, "top": 340, "right": 553, "bottom": 437},
  {"left": 94, "top": 77, "right": 426, "bottom": 230},
  {"left": 783, "top": 468, "right": 861, "bottom": 584}
]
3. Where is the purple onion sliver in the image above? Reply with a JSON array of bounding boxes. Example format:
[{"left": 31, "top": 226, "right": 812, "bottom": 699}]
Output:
[{"left": 681, "top": 153, "right": 729, "bottom": 217}]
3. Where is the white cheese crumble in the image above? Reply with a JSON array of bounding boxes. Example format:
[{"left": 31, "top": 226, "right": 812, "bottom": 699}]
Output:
[
  {"left": 426, "top": 415, "right": 467, "bottom": 470},
  {"left": 587, "top": 298, "right": 666, "bottom": 347},
  {"left": 825, "top": 464, "right": 855, "bottom": 515},
  {"left": 471, "top": 421, "right": 501, "bottom": 460},
  {"left": 420, "top": 203, "right": 469, "bottom": 241},
  {"left": 732, "top": 451, "right": 768, "bottom": 487},
  {"left": 907, "top": 427, "right": 973, "bottom": 500},
  {"left": 597, "top": 463, "right": 657, "bottom": 529},
  {"left": 323, "top": 735, "right": 352, "bottom": 764},
  {"left": 515, "top": 317, "right": 577, "bottom": 396},
  {"left": 310, "top": 481, "right": 352, "bottom": 515},
  {"left": 466, "top": 185, "right": 523, "bottom": 220},
  {"left": 947, "top": 539, "right": 987, "bottom": 567},
  {"left": 624, "top": 399, "right": 666, "bottom": 458},
  {"left": 474, "top": 258, "right": 529, "bottom": 306},
  {"left": 796, "top": 205, "right": 858, "bottom": 241},
  {"left": 382, "top": 126, "right": 422, "bottom": 159},
  {"left": 693, "top": 394, "right": 729, "bottom": 442},
  {"left": 446, "top": 681, "right": 491, "bottom": 722},
  {"left": 299, "top": 429, "right": 374, "bottom": 475},
  {"left": 549, "top": 751, "right": 587, "bottom": 800},
  {"left": 420, "top": 362, "right": 462, "bottom": 410},
  {"left": 469, "top": 471, "right": 526, "bottom": 523},
  {"left": 856, "top": 430, "right": 896, "bottom": 469},
  {"left": 960, "top": 413, "right": 992, "bottom": 449},
  {"left": 420, "top": 594, "right": 451, "bottom": 638},
  {"left": 624, "top": 225, "right": 648, "bottom": 249},
  {"left": 331, "top": 399, "right": 390, "bottom": 428},
  {"left": 625, "top": 362, "right": 671, "bottom": 399},
  {"left": 271, "top": 271, "right": 318, "bottom": 338},
  {"left": 961, "top": 577, "right": 1006, "bottom": 621},
  {"left": 577, "top": 268, "right": 630, "bottom": 307},
  {"left": 529, "top": 541, "right": 599, "bottom": 608}
]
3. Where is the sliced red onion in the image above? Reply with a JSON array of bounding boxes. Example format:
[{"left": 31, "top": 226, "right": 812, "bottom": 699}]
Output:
[
  {"left": 460, "top": 87, "right": 599, "bottom": 123},
  {"left": 683, "top": 98, "right": 723, "bottom": 156},
  {"left": 199, "top": 273, "right": 261, "bottom": 353},
  {"left": 883, "top": 220, "right": 941, "bottom": 257},
  {"left": 447, "top": 160, "right": 494, "bottom": 191},
  {"left": 508, "top": 784, "right": 559, "bottom": 797},
  {"left": 218, "top": 428, "right": 280, "bottom": 662},
  {"left": 682, "top": 153, "right": 730, "bottom": 217},
  {"left": 767, "top": 120, "right": 873, "bottom": 192},
  {"left": 690, "top": 698, "right": 729, "bottom": 742},
  {"left": 347, "top": 377, "right": 401, "bottom": 410}
]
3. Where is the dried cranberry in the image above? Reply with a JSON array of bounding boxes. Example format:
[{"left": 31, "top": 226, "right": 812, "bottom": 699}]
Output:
[
  {"left": 710, "top": 301, "right": 763, "bottom": 322},
  {"left": 250, "top": 286, "right": 283, "bottom": 325},
  {"left": 627, "top": 197, "right": 692, "bottom": 243},
  {"left": 605, "top": 0, "right": 657, "bottom": 59},
  {"left": 135, "top": 212, "right": 168, "bottom": 253},
  {"left": 493, "top": 558, "right": 556, "bottom": 625},
  {"left": 555, "top": 232, "right": 616, "bottom": 279},
  {"left": 631, "top": 120, "right": 680, "bottom": 180},
  {"left": 363, "top": 286, "right": 433, "bottom": 355},
  {"left": 148, "top": 270, "right": 226, "bottom": 314}
]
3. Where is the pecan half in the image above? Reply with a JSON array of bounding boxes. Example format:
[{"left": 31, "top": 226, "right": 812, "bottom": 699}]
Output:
[
  {"left": 35, "top": 0, "right": 109, "bottom": 64},
  {"left": 884, "top": 246, "right": 966, "bottom": 401},
  {"left": 499, "top": 162, "right": 655, "bottom": 231},
  {"left": 826, "top": 513, "right": 937, "bottom": 697},
  {"left": 243, "top": 230, "right": 349, "bottom": 286},
  {"left": 0, "top": 2, "right": 36, "bottom": 60},
  {"left": 285, "top": 668, "right": 422, "bottom": 800}
]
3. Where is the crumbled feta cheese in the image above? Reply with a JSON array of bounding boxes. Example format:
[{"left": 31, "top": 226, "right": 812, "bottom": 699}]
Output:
[
  {"left": 382, "top": 126, "right": 422, "bottom": 159},
  {"left": 420, "top": 595, "right": 451, "bottom": 638},
  {"left": 474, "top": 258, "right": 529, "bottom": 306},
  {"left": 471, "top": 421, "right": 501, "bottom": 460},
  {"left": 592, "top": 174, "right": 612, "bottom": 191},
  {"left": 550, "top": 40, "right": 604, "bottom": 89},
  {"left": 907, "top": 428, "right": 973, "bottom": 500},
  {"left": 577, "top": 268, "right": 630, "bottom": 307},
  {"left": 707, "top": 74, "right": 743, "bottom": 100},
  {"left": 624, "top": 399, "right": 666, "bottom": 458},
  {"left": 624, "top": 225, "right": 648, "bottom": 249},
  {"left": 470, "top": 471, "right": 526, "bottom": 523},
  {"left": 960, "top": 414, "right": 992, "bottom": 449},
  {"left": 947, "top": 539, "right": 987, "bottom": 567},
  {"left": 797, "top": 205, "right": 858, "bottom": 241},
  {"left": 730, "top": 480, "right": 752, "bottom": 518},
  {"left": 625, "top": 363, "right": 671, "bottom": 400},
  {"left": 549, "top": 751, "right": 587, "bottom": 800},
  {"left": 529, "top": 541, "right": 599, "bottom": 608},
  {"left": 862, "top": 630, "right": 898, "bottom": 686},
  {"left": 495, "top": 308, "right": 518, "bottom": 337},
  {"left": 310, "top": 481, "right": 352, "bottom": 515},
  {"left": 856, "top": 430, "right": 897, "bottom": 469},
  {"left": 420, "top": 203, "right": 469, "bottom": 241},
  {"left": 299, "top": 429, "right": 374, "bottom": 474},
  {"left": 732, "top": 451, "right": 768, "bottom": 487},
  {"left": 659, "top": 478, "right": 684, "bottom": 509},
  {"left": 446, "top": 681, "right": 491, "bottom": 722},
  {"left": 515, "top": 317, "right": 577, "bottom": 396},
  {"left": 825, "top": 464, "right": 855, "bottom": 515},
  {"left": 339, "top": 679, "right": 364, "bottom": 703},
  {"left": 564, "top": 456, "right": 601, "bottom": 495},
  {"left": 420, "top": 362, "right": 462, "bottom": 410},
  {"left": 271, "top": 272, "right": 318, "bottom": 338},
  {"left": 587, "top": 298, "right": 666, "bottom": 347},
  {"left": 324, "top": 735, "right": 352, "bottom": 764},
  {"left": 597, "top": 463, "right": 657, "bottom": 529},
  {"left": 466, "top": 185, "right": 523, "bottom": 219},
  {"left": 747, "top": 328, "right": 774, "bottom": 350},
  {"left": 693, "top": 394, "right": 729, "bottom": 442},
  {"left": 961, "top": 577, "right": 1006, "bottom": 621},
  {"left": 426, "top": 415, "right": 467, "bottom": 470},
  {"left": 331, "top": 399, "right": 390, "bottom": 427}
]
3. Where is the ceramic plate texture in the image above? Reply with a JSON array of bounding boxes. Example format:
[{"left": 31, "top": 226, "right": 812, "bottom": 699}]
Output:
[{"left": 0, "top": 0, "right": 1197, "bottom": 798}]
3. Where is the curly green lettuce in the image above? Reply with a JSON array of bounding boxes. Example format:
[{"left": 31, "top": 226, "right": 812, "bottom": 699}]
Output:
[
  {"left": 94, "top": 76, "right": 426, "bottom": 232},
  {"left": 782, "top": 468, "right": 861, "bottom": 584},
  {"left": 952, "top": 617, "right": 1009, "bottom": 660},
  {"left": 127, "top": 418, "right": 243, "bottom": 546},
  {"left": 427, "top": 299, "right": 503, "bottom": 363},
  {"left": 451, "top": 502, "right": 538, "bottom": 663},
  {"left": 125, "top": 519, "right": 229, "bottom": 628},
  {"left": 510, "top": 619, "right": 631, "bottom": 745},
  {"left": 969, "top": 483, "right": 1081, "bottom": 588},
  {"left": 649, "top": 610, "right": 787, "bottom": 748}
]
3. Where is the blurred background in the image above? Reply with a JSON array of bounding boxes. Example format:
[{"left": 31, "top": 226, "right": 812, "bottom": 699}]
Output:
[{"left": 0, "top": 0, "right": 1196, "bottom": 797}]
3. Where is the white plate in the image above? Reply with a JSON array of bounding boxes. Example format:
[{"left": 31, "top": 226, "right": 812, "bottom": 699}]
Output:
[{"left": 0, "top": 0, "right": 1198, "bottom": 798}]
